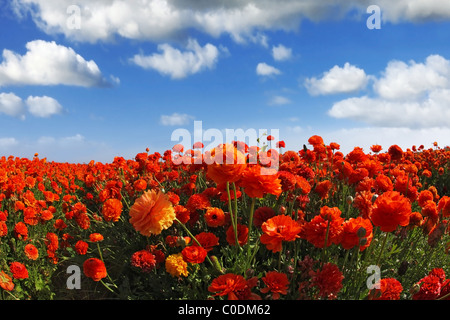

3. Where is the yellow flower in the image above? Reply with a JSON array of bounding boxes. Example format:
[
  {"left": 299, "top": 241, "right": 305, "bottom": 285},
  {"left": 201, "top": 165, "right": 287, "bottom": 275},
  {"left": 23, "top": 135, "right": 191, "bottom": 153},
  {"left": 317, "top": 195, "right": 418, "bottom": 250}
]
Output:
[{"left": 165, "top": 253, "right": 189, "bottom": 278}]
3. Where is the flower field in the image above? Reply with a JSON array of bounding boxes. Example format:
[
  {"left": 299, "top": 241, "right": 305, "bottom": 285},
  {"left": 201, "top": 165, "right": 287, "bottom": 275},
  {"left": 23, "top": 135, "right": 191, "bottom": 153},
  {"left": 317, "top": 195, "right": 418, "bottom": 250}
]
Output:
[{"left": 0, "top": 135, "right": 449, "bottom": 300}]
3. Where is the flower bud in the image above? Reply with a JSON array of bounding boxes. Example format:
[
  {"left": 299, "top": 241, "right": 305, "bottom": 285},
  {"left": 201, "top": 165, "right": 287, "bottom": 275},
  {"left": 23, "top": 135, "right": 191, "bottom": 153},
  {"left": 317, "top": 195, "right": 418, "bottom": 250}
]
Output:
[
  {"left": 357, "top": 227, "right": 367, "bottom": 238},
  {"left": 346, "top": 195, "right": 354, "bottom": 204}
]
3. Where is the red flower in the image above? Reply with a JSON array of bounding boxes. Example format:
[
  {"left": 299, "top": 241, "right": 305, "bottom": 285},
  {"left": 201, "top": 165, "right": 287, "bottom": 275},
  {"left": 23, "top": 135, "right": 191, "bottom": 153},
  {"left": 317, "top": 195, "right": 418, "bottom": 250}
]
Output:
[
  {"left": 226, "top": 224, "right": 248, "bottom": 246},
  {"left": 9, "top": 262, "right": 29, "bottom": 279},
  {"left": 83, "top": 258, "right": 107, "bottom": 281},
  {"left": 174, "top": 205, "right": 190, "bottom": 224},
  {"left": 314, "top": 180, "right": 332, "bottom": 199},
  {"left": 131, "top": 249, "right": 157, "bottom": 273},
  {"left": 193, "top": 232, "right": 219, "bottom": 252},
  {"left": 208, "top": 273, "right": 260, "bottom": 300},
  {"left": 186, "top": 193, "right": 211, "bottom": 212},
  {"left": 388, "top": 144, "right": 403, "bottom": 160},
  {"left": 370, "top": 191, "right": 411, "bottom": 232},
  {"left": 74, "top": 240, "right": 89, "bottom": 255},
  {"left": 260, "top": 271, "right": 290, "bottom": 300},
  {"left": 260, "top": 214, "right": 302, "bottom": 253},
  {"left": 437, "top": 196, "right": 450, "bottom": 217},
  {"left": 341, "top": 217, "right": 373, "bottom": 251},
  {"left": 253, "top": 206, "right": 276, "bottom": 227},
  {"left": 310, "top": 263, "right": 344, "bottom": 300},
  {"left": 368, "top": 278, "right": 403, "bottom": 300},
  {"left": 302, "top": 206, "right": 344, "bottom": 248},
  {"left": 182, "top": 246, "right": 208, "bottom": 264}
]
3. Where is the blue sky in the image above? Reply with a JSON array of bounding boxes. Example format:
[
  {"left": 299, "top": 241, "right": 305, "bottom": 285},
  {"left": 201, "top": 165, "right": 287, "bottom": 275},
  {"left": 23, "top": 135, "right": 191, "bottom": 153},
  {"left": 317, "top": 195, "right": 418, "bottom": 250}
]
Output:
[{"left": 1, "top": 1, "right": 450, "bottom": 163}]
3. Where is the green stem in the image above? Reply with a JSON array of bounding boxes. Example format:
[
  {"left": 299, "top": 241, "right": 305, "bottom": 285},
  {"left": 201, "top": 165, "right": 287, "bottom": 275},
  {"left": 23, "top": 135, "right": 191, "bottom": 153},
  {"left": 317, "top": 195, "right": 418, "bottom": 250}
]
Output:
[
  {"left": 376, "top": 231, "right": 389, "bottom": 267},
  {"left": 321, "top": 220, "right": 331, "bottom": 264},
  {"left": 175, "top": 217, "right": 218, "bottom": 271},
  {"left": 226, "top": 182, "right": 240, "bottom": 248}
]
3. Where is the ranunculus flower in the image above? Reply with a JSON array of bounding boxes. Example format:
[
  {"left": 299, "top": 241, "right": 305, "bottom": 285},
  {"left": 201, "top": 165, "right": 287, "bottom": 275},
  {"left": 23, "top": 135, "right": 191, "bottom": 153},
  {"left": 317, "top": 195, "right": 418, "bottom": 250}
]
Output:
[{"left": 129, "top": 189, "right": 176, "bottom": 236}]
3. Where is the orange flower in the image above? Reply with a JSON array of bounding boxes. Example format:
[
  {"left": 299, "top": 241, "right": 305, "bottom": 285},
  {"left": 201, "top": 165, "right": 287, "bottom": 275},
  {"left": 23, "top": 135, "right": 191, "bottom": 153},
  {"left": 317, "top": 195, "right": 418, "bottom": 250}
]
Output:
[
  {"left": 24, "top": 244, "right": 39, "bottom": 260},
  {"left": 260, "top": 214, "right": 302, "bottom": 253},
  {"left": 129, "top": 189, "right": 176, "bottom": 236},
  {"left": 83, "top": 258, "right": 107, "bottom": 281},
  {"left": 437, "top": 196, "right": 450, "bottom": 217},
  {"left": 302, "top": 206, "right": 344, "bottom": 248},
  {"left": 418, "top": 190, "right": 434, "bottom": 207},
  {"left": 0, "top": 271, "right": 14, "bottom": 291},
  {"left": 260, "top": 271, "right": 290, "bottom": 300},
  {"left": 239, "top": 165, "right": 282, "bottom": 199},
  {"left": 181, "top": 245, "right": 208, "bottom": 264},
  {"left": 208, "top": 273, "right": 259, "bottom": 300},
  {"left": 102, "top": 198, "right": 123, "bottom": 222},
  {"left": 206, "top": 143, "right": 246, "bottom": 186},
  {"left": 14, "top": 222, "right": 28, "bottom": 240},
  {"left": 370, "top": 191, "right": 411, "bottom": 232},
  {"left": 89, "top": 233, "right": 104, "bottom": 242},
  {"left": 340, "top": 217, "right": 373, "bottom": 251},
  {"left": 204, "top": 207, "right": 226, "bottom": 227},
  {"left": 165, "top": 253, "right": 188, "bottom": 278},
  {"left": 370, "top": 144, "right": 382, "bottom": 153}
]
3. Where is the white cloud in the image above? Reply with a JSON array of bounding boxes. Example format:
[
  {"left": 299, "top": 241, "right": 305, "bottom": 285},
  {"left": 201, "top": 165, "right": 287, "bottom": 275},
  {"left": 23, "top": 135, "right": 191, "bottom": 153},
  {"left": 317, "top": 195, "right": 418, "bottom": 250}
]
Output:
[
  {"left": 0, "top": 92, "right": 25, "bottom": 119},
  {"left": 269, "top": 95, "right": 291, "bottom": 105},
  {"left": 256, "top": 62, "right": 281, "bottom": 76},
  {"left": 373, "top": 55, "right": 450, "bottom": 100},
  {"left": 130, "top": 39, "right": 220, "bottom": 79},
  {"left": 0, "top": 137, "right": 19, "bottom": 148},
  {"left": 328, "top": 55, "right": 450, "bottom": 128},
  {"left": 272, "top": 44, "right": 292, "bottom": 61},
  {"left": 305, "top": 62, "right": 369, "bottom": 95},
  {"left": 26, "top": 96, "right": 63, "bottom": 118},
  {"left": 160, "top": 113, "right": 194, "bottom": 126},
  {"left": 0, "top": 92, "right": 63, "bottom": 119},
  {"left": 0, "top": 40, "right": 113, "bottom": 87},
  {"left": 11, "top": 1, "right": 450, "bottom": 44}
]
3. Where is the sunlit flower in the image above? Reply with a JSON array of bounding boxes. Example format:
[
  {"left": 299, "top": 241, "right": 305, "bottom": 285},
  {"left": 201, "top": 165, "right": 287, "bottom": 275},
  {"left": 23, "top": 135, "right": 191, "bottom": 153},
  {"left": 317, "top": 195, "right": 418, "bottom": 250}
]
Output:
[
  {"left": 260, "top": 271, "right": 290, "bottom": 300},
  {"left": 165, "top": 253, "right": 188, "bottom": 278},
  {"left": 370, "top": 191, "right": 411, "bottom": 232},
  {"left": 83, "top": 258, "right": 107, "bottom": 282},
  {"left": 129, "top": 189, "right": 176, "bottom": 236}
]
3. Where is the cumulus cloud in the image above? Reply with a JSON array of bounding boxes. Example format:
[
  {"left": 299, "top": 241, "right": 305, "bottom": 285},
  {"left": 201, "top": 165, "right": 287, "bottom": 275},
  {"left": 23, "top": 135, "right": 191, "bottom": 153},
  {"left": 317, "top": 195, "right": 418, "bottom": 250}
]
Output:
[
  {"left": 328, "top": 55, "right": 450, "bottom": 128},
  {"left": 0, "top": 92, "right": 26, "bottom": 119},
  {"left": 130, "top": 39, "right": 220, "bottom": 79},
  {"left": 0, "top": 40, "right": 113, "bottom": 87},
  {"left": 256, "top": 62, "right": 281, "bottom": 76},
  {"left": 160, "top": 112, "right": 194, "bottom": 126},
  {"left": 0, "top": 92, "right": 63, "bottom": 119},
  {"left": 272, "top": 44, "right": 292, "bottom": 61},
  {"left": 25, "top": 96, "right": 63, "bottom": 118},
  {"left": 13, "top": 1, "right": 450, "bottom": 45},
  {"left": 305, "top": 62, "right": 369, "bottom": 95}
]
